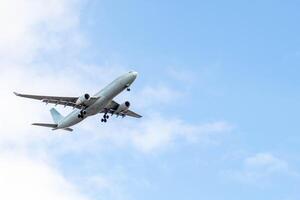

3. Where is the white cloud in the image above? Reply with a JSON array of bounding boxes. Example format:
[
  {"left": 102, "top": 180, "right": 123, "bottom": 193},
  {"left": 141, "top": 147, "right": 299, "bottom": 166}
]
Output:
[
  {"left": 130, "top": 117, "right": 232, "bottom": 153},
  {"left": 0, "top": 0, "right": 82, "bottom": 63},
  {"left": 0, "top": 63, "right": 232, "bottom": 155},
  {"left": 0, "top": 0, "right": 93, "bottom": 199},
  {"left": 223, "top": 153, "right": 298, "bottom": 186},
  {"left": 245, "top": 153, "right": 289, "bottom": 172},
  {"left": 0, "top": 151, "right": 88, "bottom": 200},
  {"left": 75, "top": 114, "right": 233, "bottom": 154},
  {"left": 83, "top": 173, "right": 131, "bottom": 200},
  {"left": 0, "top": 0, "right": 234, "bottom": 198}
]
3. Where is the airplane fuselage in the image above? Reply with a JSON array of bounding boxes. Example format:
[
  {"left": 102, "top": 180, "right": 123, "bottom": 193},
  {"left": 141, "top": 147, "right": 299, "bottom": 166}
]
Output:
[{"left": 57, "top": 71, "right": 138, "bottom": 129}]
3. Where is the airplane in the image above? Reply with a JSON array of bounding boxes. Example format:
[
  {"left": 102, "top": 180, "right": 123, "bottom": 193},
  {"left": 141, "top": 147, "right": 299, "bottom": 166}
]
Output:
[{"left": 14, "top": 71, "right": 142, "bottom": 132}]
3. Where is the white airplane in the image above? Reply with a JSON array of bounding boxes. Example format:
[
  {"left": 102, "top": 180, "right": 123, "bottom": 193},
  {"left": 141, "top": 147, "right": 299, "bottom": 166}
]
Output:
[{"left": 14, "top": 71, "right": 142, "bottom": 132}]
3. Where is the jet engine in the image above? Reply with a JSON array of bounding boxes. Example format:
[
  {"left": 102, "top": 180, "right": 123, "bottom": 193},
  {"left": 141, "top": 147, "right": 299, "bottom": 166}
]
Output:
[
  {"left": 115, "top": 101, "right": 130, "bottom": 114},
  {"left": 76, "top": 93, "right": 90, "bottom": 106}
]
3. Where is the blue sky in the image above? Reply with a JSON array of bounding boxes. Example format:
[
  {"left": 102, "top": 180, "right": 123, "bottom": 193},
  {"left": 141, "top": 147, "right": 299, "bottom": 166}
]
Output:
[{"left": 1, "top": 0, "right": 300, "bottom": 200}]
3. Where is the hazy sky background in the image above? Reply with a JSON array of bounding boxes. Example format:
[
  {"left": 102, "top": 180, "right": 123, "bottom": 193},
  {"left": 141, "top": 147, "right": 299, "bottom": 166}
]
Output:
[{"left": 0, "top": 0, "right": 300, "bottom": 200}]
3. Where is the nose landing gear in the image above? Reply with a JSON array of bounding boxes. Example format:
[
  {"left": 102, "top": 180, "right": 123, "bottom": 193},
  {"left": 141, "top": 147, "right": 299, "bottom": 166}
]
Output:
[{"left": 125, "top": 83, "right": 131, "bottom": 91}]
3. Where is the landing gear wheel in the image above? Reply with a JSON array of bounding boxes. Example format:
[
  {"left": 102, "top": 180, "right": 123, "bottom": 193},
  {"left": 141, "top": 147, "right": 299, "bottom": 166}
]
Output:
[
  {"left": 101, "top": 113, "right": 109, "bottom": 123},
  {"left": 78, "top": 114, "right": 83, "bottom": 119},
  {"left": 103, "top": 113, "right": 109, "bottom": 119},
  {"left": 127, "top": 88, "right": 131, "bottom": 91}
]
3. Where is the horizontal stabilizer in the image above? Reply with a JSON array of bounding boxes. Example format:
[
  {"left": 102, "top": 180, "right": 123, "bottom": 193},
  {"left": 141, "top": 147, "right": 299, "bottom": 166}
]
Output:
[
  {"left": 32, "top": 123, "right": 73, "bottom": 132},
  {"left": 32, "top": 123, "right": 57, "bottom": 128},
  {"left": 63, "top": 128, "right": 73, "bottom": 132}
]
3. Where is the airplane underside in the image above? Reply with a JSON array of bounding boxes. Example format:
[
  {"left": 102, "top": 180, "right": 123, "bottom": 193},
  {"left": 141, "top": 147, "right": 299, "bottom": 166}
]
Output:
[{"left": 14, "top": 71, "right": 142, "bottom": 132}]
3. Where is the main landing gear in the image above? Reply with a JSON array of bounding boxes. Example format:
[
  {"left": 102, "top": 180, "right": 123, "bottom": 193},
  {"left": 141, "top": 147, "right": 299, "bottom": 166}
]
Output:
[
  {"left": 78, "top": 110, "right": 87, "bottom": 119},
  {"left": 125, "top": 83, "right": 131, "bottom": 92},
  {"left": 101, "top": 113, "right": 109, "bottom": 123}
]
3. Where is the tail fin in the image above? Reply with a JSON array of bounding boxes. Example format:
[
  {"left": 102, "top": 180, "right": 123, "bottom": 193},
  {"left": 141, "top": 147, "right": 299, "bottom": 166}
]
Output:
[{"left": 50, "top": 108, "right": 64, "bottom": 124}]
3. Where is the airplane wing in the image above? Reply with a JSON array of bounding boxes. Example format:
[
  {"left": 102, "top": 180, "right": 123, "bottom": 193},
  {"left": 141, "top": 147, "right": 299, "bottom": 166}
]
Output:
[
  {"left": 102, "top": 100, "right": 142, "bottom": 118},
  {"left": 14, "top": 92, "right": 98, "bottom": 109}
]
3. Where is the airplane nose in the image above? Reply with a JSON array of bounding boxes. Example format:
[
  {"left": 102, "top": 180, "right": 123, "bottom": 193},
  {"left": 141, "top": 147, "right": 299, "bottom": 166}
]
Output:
[{"left": 132, "top": 71, "right": 138, "bottom": 77}]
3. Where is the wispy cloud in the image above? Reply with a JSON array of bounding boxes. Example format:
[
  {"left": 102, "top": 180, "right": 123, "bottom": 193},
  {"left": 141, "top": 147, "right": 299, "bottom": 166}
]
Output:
[
  {"left": 222, "top": 152, "right": 299, "bottom": 186},
  {"left": 69, "top": 114, "right": 233, "bottom": 154},
  {"left": 128, "top": 85, "right": 183, "bottom": 109},
  {"left": 0, "top": 0, "right": 93, "bottom": 199},
  {"left": 0, "top": 151, "right": 88, "bottom": 200},
  {"left": 0, "top": 0, "right": 83, "bottom": 64},
  {"left": 0, "top": 0, "right": 235, "bottom": 199},
  {"left": 130, "top": 117, "right": 232, "bottom": 153}
]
